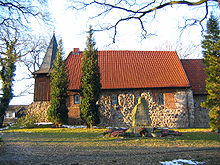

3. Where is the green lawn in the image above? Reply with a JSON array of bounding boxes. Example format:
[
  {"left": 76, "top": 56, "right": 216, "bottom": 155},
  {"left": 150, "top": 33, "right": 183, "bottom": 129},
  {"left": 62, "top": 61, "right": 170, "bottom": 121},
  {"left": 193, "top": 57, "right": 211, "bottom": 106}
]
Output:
[
  {"left": 1, "top": 127, "right": 220, "bottom": 164},
  {"left": 2, "top": 127, "right": 220, "bottom": 147}
]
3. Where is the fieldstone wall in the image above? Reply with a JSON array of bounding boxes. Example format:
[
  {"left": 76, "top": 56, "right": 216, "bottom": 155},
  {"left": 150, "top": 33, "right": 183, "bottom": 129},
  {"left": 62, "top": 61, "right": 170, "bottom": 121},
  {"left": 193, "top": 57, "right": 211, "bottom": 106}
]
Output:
[
  {"left": 194, "top": 95, "right": 210, "bottom": 128},
  {"left": 174, "top": 90, "right": 195, "bottom": 128},
  {"left": 27, "top": 101, "right": 50, "bottom": 122},
  {"left": 98, "top": 91, "right": 138, "bottom": 126},
  {"left": 27, "top": 101, "right": 82, "bottom": 125},
  {"left": 29, "top": 89, "right": 209, "bottom": 128},
  {"left": 98, "top": 89, "right": 195, "bottom": 128},
  {"left": 142, "top": 89, "right": 194, "bottom": 128}
]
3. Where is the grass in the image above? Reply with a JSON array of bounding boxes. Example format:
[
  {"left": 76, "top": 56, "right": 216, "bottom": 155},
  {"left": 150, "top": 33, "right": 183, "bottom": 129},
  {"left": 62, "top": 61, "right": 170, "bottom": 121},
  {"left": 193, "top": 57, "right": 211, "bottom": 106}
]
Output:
[
  {"left": 2, "top": 127, "right": 219, "bottom": 147},
  {"left": 1, "top": 127, "right": 220, "bottom": 164}
]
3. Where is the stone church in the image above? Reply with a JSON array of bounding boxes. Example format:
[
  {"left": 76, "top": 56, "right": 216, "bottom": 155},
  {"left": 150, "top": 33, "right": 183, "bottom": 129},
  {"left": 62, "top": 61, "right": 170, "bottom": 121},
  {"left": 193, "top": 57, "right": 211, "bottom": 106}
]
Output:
[{"left": 31, "top": 34, "right": 209, "bottom": 128}]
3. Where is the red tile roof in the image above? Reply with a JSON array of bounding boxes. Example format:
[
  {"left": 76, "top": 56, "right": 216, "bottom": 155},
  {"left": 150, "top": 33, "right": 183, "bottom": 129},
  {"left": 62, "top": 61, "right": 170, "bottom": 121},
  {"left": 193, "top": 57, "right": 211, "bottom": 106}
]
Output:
[
  {"left": 181, "top": 59, "right": 207, "bottom": 94},
  {"left": 66, "top": 50, "right": 190, "bottom": 90}
]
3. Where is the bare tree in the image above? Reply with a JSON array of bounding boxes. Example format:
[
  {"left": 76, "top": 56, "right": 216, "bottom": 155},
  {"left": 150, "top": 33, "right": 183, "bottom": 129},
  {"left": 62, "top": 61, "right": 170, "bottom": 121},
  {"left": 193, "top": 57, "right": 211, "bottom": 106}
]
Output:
[
  {"left": 12, "top": 35, "right": 48, "bottom": 98},
  {"left": 154, "top": 40, "right": 201, "bottom": 59},
  {"left": 69, "top": 0, "right": 219, "bottom": 43},
  {"left": 0, "top": 0, "right": 50, "bottom": 83},
  {"left": 0, "top": 0, "right": 50, "bottom": 126},
  {"left": 18, "top": 35, "right": 48, "bottom": 97},
  {"left": 0, "top": 19, "right": 49, "bottom": 126},
  {"left": 0, "top": 0, "right": 50, "bottom": 30}
]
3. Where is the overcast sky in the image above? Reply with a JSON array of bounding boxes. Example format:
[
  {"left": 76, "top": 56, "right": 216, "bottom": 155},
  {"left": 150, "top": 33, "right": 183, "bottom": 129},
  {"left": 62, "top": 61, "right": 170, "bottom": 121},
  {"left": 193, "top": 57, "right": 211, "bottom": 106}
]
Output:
[{"left": 9, "top": 0, "right": 220, "bottom": 105}]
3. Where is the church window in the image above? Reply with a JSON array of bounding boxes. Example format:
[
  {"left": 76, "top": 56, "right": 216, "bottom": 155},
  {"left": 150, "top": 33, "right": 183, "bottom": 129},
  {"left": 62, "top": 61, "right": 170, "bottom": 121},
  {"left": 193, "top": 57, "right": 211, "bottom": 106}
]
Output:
[
  {"left": 112, "top": 94, "right": 117, "bottom": 104},
  {"left": 158, "top": 92, "right": 164, "bottom": 105},
  {"left": 74, "top": 94, "right": 80, "bottom": 104}
]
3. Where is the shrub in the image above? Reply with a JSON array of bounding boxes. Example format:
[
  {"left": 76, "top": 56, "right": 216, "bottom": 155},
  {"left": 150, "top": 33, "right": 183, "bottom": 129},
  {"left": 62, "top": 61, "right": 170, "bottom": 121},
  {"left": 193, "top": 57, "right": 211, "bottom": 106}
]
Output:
[{"left": 17, "top": 115, "right": 37, "bottom": 128}]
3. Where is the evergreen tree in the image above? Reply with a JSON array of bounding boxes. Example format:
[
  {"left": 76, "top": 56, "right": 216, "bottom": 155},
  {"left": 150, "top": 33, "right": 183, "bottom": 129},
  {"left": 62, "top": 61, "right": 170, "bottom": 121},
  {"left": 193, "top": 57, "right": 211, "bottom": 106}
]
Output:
[
  {"left": 80, "top": 26, "right": 101, "bottom": 128},
  {"left": 201, "top": 14, "right": 220, "bottom": 132},
  {"left": 47, "top": 39, "right": 69, "bottom": 126}
]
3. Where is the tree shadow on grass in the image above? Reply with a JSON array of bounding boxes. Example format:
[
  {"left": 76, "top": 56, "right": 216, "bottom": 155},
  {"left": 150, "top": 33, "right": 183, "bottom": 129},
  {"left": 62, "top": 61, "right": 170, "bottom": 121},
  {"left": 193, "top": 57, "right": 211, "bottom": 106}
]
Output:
[{"left": 1, "top": 128, "right": 220, "bottom": 164}]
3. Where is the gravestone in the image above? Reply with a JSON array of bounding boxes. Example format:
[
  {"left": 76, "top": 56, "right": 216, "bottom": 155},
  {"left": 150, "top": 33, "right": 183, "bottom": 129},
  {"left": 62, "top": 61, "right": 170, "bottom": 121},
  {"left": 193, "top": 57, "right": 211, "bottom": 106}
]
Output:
[{"left": 131, "top": 97, "right": 152, "bottom": 135}]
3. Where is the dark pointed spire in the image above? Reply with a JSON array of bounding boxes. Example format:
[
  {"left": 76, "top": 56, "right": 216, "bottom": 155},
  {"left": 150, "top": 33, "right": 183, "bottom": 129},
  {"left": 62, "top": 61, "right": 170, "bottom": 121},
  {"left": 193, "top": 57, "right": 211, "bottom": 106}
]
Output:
[{"left": 35, "top": 33, "right": 58, "bottom": 74}]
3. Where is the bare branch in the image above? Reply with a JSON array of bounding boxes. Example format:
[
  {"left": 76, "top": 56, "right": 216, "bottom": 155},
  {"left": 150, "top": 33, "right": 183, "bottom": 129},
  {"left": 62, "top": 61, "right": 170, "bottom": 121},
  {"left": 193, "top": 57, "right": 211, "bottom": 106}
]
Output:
[
  {"left": 138, "top": 0, "right": 215, "bottom": 18},
  {"left": 70, "top": 0, "right": 219, "bottom": 43},
  {"left": 22, "top": 35, "right": 47, "bottom": 76},
  {"left": 180, "top": 1, "right": 209, "bottom": 34},
  {"left": 13, "top": 83, "right": 34, "bottom": 97},
  {"left": 0, "top": 0, "right": 50, "bottom": 31}
]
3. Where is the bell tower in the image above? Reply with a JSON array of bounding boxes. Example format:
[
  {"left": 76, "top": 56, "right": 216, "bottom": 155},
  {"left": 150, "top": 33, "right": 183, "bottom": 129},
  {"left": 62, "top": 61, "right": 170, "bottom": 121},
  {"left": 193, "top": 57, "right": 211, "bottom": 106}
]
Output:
[{"left": 34, "top": 33, "right": 58, "bottom": 101}]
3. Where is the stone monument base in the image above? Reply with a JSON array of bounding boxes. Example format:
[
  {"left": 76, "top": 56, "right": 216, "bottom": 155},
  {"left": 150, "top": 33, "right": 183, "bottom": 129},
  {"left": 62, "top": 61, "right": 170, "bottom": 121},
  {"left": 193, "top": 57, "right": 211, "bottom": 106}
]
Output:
[{"left": 126, "top": 126, "right": 153, "bottom": 137}]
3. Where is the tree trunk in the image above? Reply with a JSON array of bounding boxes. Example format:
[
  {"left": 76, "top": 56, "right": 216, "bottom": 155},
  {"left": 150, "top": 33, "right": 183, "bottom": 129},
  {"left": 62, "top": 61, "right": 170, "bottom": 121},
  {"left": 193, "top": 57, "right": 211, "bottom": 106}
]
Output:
[
  {"left": 0, "top": 105, "right": 8, "bottom": 128},
  {"left": 0, "top": 113, "right": 5, "bottom": 128}
]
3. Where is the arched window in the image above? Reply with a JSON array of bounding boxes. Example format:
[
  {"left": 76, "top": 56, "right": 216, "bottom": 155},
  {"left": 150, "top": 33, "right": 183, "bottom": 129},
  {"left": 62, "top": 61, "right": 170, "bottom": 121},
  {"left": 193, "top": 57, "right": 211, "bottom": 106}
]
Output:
[{"left": 74, "top": 94, "right": 80, "bottom": 104}]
